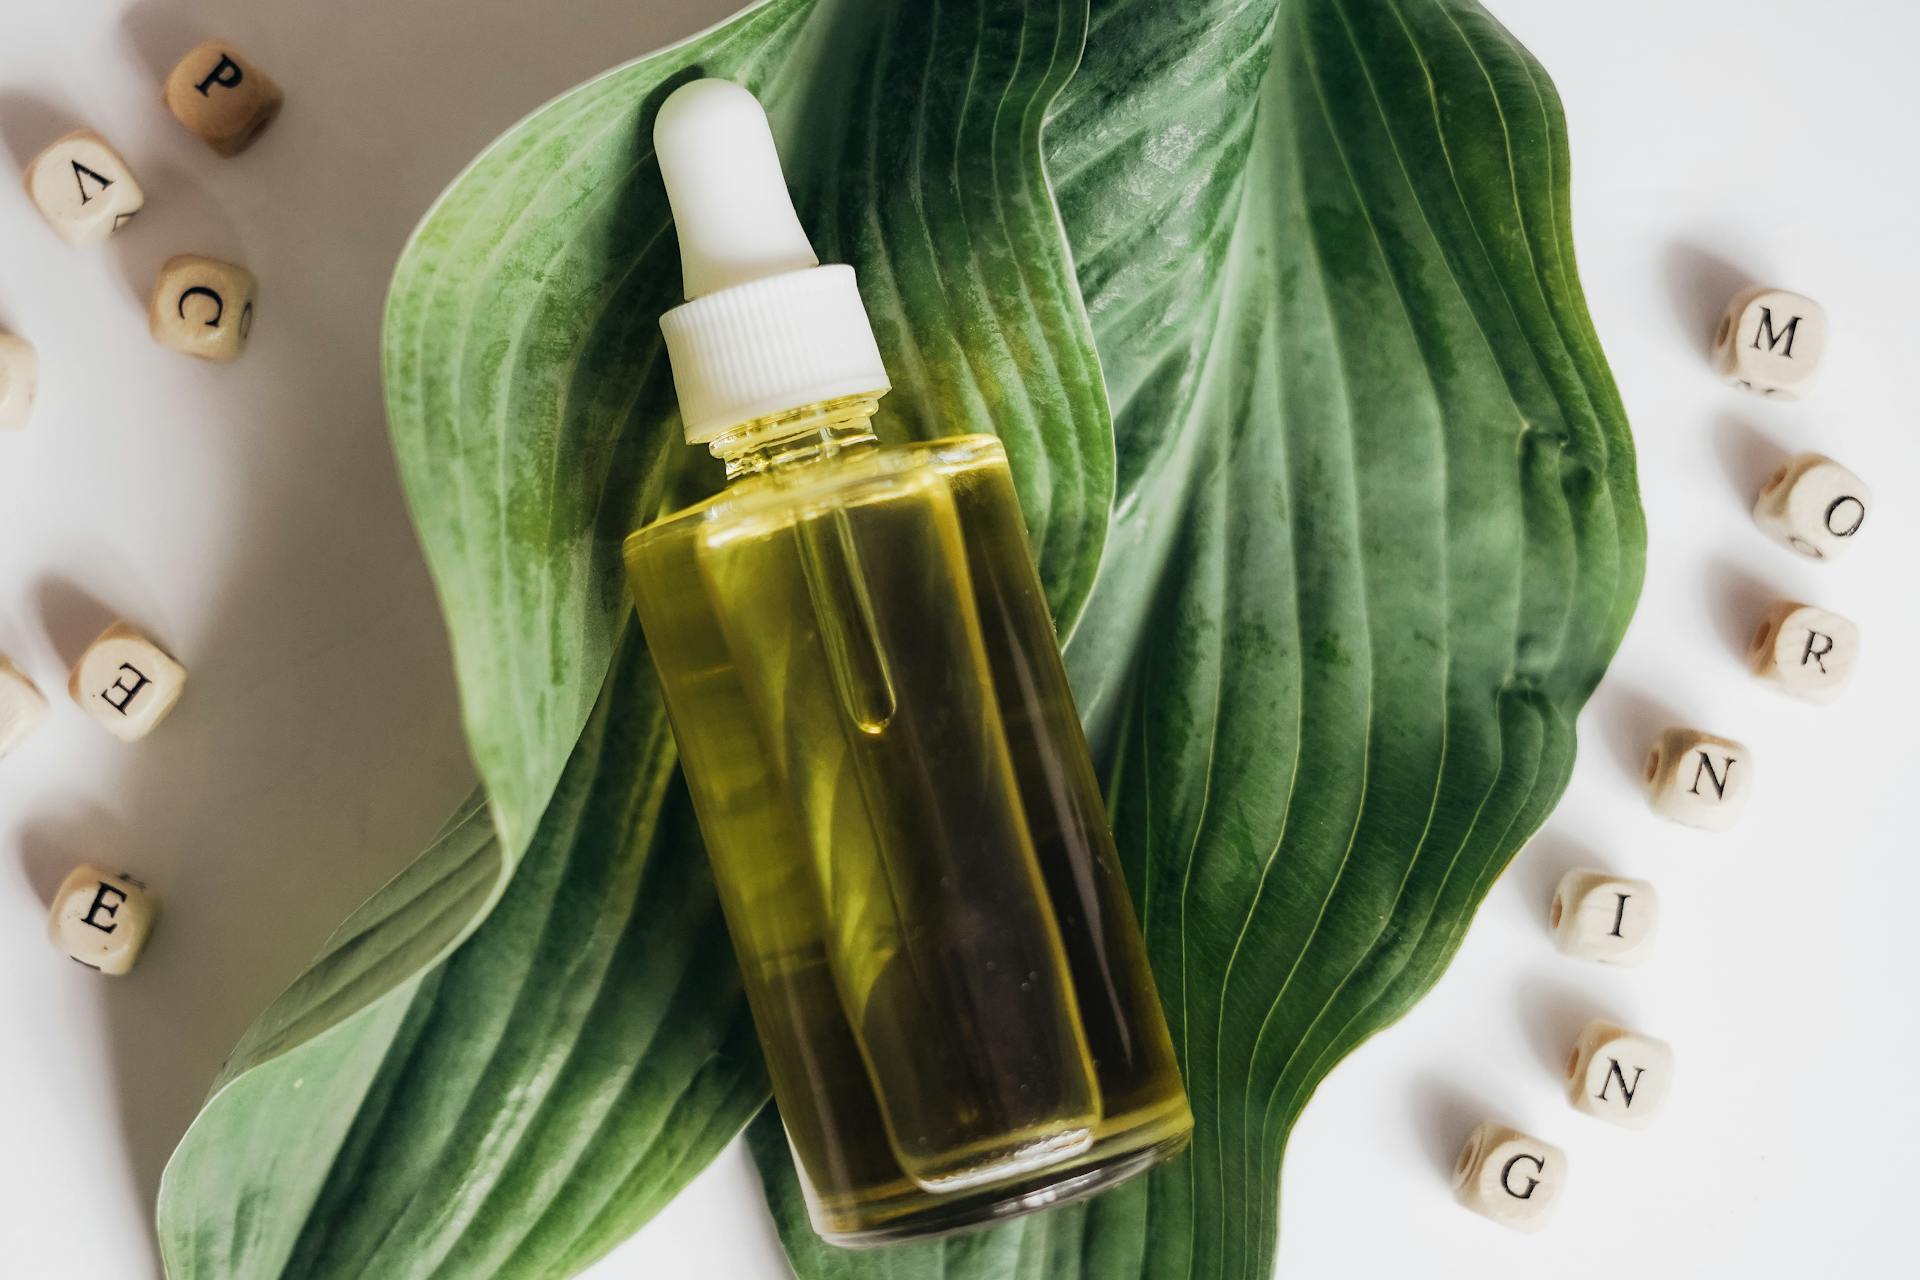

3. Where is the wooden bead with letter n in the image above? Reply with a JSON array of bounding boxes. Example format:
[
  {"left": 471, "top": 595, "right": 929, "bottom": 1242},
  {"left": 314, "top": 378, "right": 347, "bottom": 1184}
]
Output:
[
  {"left": 150, "top": 255, "right": 257, "bottom": 361},
  {"left": 70, "top": 621, "right": 186, "bottom": 741},
  {"left": 1551, "top": 869, "right": 1657, "bottom": 965},
  {"left": 1453, "top": 1122, "right": 1566, "bottom": 1231},
  {"left": 1712, "top": 286, "right": 1826, "bottom": 398},
  {"left": 50, "top": 865, "right": 156, "bottom": 975},
  {"left": 1645, "top": 727, "right": 1750, "bottom": 830},
  {"left": 165, "top": 40, "right": 283, "bottom": 156},
  {"left": 1753, "top": 452, "right": 1869, "bottom": 561},
  {"left": 1749, "top": 600, "right": 1859, "bottom": 702},
  {"left": 1567, "top": 1020, "right": 1673, "bottom": 1129}
]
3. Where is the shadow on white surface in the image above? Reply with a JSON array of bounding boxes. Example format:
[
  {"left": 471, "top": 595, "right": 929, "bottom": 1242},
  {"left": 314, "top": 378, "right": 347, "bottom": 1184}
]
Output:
[
  {"left": 1658, "top": 239, "right": 1751, "bottom": 358},
  {"left": 1407, "top": 1077, "right": 1501, "bottom": 1183}
]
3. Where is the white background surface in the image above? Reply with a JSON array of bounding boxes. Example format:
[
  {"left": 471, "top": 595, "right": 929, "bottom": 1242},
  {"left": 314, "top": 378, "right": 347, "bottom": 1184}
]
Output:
[{"left": 0, "top": 1, "right": 1912, "bottom": 1276}]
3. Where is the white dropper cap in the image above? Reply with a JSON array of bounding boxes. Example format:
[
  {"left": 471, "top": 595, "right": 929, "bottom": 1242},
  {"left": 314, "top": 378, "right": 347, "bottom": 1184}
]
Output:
[{"left": 654, "top": 79, "right": 889, "bottom": 444}]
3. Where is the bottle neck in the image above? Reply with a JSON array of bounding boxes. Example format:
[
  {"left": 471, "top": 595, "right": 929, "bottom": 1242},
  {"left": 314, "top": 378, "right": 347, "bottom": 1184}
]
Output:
[{"left": 707, "top": 394, "right": 882, "bottom": 483}]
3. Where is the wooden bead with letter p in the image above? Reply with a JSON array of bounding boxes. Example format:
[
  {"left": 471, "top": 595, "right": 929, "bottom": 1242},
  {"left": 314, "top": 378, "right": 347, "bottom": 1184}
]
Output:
[
  {"left": 1645, "top": 727, "right": 1750, "bottom": 830},
  {"left": 70, "top": 621, "right": 186, "bottom": 741},
  {"left": 150, "top": 255, "right": 256, "bottom": 361},
  {"left": 1749, "top": 600, "right": 1859, "bottom": 702},
  {"left": 1551, "top": 869, "right": 1657, "bottom": 965},
  {"left": 1753, "top": 452, "right": 1869, "bottom": 561},
  {"left": 1712, "top": 286, "right": 1826, "bottom": 398},
  {"left": 50, "top": 865, "right": 156, "bottom": 975},
  {"left": 165, "top": 40, "right": 283, "bottom": 156},
  {"left": 1567, "top": 1020, "right": 1673, "bottom": 1129},
  {"left": 1453, "top": 1122, "right": 1566, "bottom": 1231}
]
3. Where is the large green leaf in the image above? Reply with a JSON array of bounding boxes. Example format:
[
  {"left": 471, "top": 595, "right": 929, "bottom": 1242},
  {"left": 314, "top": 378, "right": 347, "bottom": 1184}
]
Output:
[
  {"left": 756, "top": 0, "right": 1641, "bottom": 1276},
  {"left": 155, "top": 0, "right": 1641, "bottom": 1276}
]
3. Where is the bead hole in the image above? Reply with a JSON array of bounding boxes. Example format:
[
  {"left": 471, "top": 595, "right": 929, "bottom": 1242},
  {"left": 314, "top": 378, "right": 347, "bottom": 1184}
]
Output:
[
  {"left": 1566, "top": 1046, "right": 1582, "bottom": 1081},
  {"left": 1644, "top": 746, "right": 1662, "bottom": 785},
  {"left": 1714, "top": 313, "right": 1732, "bottom": 347},
  {"left": 1549, "top": 895, "right": 1563, "bottom": 929}
]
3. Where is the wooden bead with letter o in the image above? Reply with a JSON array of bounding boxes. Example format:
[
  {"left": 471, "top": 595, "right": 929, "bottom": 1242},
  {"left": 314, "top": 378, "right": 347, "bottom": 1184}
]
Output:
[
  {"left": 1645, "top": 727, "right": 1750, "bottom": 830},
  {"left": 1753, "top": 452, "right": 1869, "bottom": 561},
  {"left": 164, "top": 40, "right": 283, "bottom": 156},
  {"left": 150, "top": 255, "right": 257, "bottom": 361},
  {"left": 1453, "top": 1122, "right": 1566, "bottom": 1231}
]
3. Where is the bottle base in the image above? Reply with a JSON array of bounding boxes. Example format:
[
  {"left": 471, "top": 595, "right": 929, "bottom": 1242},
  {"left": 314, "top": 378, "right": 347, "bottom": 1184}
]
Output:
[{"left": 813, "top": 1127, "right": 1191, "bottom": 1249}]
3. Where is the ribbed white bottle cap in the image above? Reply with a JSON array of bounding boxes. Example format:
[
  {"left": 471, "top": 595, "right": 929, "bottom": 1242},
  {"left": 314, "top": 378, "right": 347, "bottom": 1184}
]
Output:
[{"left": 654, "top": 79, "right": 889, "bottom": 444}]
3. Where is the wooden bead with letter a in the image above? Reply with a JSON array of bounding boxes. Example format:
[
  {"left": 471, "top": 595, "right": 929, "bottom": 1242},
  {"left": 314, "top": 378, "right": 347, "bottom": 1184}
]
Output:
[
  {"left": 1551, "top": 869, "right": 1657, "bottom": 965},
  {"left": 1645, "top": 727, "right": 1750, "bottom": 830},
  {"left": 1453, "top": 1122, "right": 1566, "bottom": 1230},
  {"left": 1567, "top": 1020, "right": 1673, "bottom": 1129},
  {"left": 1750, "top": 600, "right": 1858, "bottom": 702}
]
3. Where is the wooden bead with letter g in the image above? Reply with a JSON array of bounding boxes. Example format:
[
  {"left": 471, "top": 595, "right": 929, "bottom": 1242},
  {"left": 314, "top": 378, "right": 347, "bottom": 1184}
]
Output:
[
  {"left": 1453, "top": 1122, "right": 1566, "bottom": 1231},
  {"left": 1749, "top": 600, "right": 1858, "bottom": 703},
  {"left": 150, "top": 255, "right": 257, "bottom": 361},
  {"left": 69, "top": 621, "right": 186, "bottom": 741},
  {"left": 1753, "top": 452, "right": 1869, "bottom": 561},
  {"left": 1645, "top": 727, "right": 1750, "bottom": 830},
  {"left": 1567, "top": 1020, "right": 1673, "bottom": 1129},
  {"left": 1712, "top": 286, "right": 1826, "bottom": 398},
  {"left": 50, "top": 865, "right": 157, "bottom": 975},
  {"left": 1551, "top": 869, "right": 1657, "bottom": 966},
  {"left": 165, "top": 40, "right": 283, "bottom": 156}
]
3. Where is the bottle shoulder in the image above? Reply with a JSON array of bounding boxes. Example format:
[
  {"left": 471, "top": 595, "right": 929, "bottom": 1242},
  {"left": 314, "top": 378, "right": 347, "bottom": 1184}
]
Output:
[{"left": 627, "top": 433, "right": 1009, "bottom": 550}]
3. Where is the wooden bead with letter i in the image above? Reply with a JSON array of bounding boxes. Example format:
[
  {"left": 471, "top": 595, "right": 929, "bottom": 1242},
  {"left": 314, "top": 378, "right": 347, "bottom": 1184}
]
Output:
[{"left": 1551, "top": 869, "right": 1658, "bottom": 965}]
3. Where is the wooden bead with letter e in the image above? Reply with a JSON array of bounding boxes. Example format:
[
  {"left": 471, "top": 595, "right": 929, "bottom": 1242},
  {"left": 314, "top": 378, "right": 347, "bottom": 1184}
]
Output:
[
  {"left": 149, "top": 255, "right": 257, "bottom": 361},
  {"left": 1712, "top": 286, "right": 1826, "bottom": 398},
  {"left": 1453, "top": 1122, "right": 1566, "bottom": 1230},
  {"left": 1753, "top": 452, "right": 1869, "bottom": 561},
  {"left": 164, "top": 40, "right": 283, "bottom": 156},
  {"left": 1749, "top": 600, "right": 1858, "bottom": 702},
  {"left": 1567, "top": 1020, "right": 1674, "bottom": 1129},
  {"left": 69, "top": 621, "right": 186, "bottom": 741},
  {"left": 1551, "top": 869, "right": 1657, "bottom": 965},
  {"left": 49, "top": 865, "right": 157, "bottom": 975},
  {"left": 1645, "top": 727, "right": 1750, "bottom": 830},
  {"left": 23, "top": 129, "right": 144, "bottom": 245}
]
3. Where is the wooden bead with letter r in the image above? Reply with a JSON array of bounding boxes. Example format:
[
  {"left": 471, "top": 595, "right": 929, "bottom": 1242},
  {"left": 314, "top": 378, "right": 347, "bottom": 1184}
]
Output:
[
  {"left": 1453, "top": 1122, "right": 1566, "bottom": 1230},
  {"left": 1749, "top": 600, "right": 1858, "bottom": 702},
  {"left": 1645, "top": 727, "right": 1750, "bottom": 830},
  {"left": 150, "top": 255, "right": 256, "bottom": 361}
]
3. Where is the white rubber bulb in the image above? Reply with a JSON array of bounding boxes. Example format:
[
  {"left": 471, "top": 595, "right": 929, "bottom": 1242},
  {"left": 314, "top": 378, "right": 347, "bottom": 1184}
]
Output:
[{"left": 654, "top": 78, "right": 818, "bottom": 300}]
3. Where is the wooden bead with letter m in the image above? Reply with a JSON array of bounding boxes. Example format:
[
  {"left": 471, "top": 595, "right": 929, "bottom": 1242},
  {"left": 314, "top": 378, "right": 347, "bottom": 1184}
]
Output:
[
  {"left": 1453, "top": 1122, "right": 1566, "bottom": 1231},
  {"left": 1712, "top": 286, "right": 1826, "bottom": 398},
  {"left": 150, "top": 255, "right": 256, "bottom": 361},
  {"left": 1645, "top": 727, "right": 1750, "bottom": 830}
]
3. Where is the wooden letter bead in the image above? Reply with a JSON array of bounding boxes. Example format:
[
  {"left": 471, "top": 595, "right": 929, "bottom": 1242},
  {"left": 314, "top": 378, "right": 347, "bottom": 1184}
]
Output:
[
  {"left": 1645, "top": 727, "right": 1750, "bottom": 830},
  {"left": 1749, "top": 600, "right": 1859, "bottom": 703},
  {"left": 69, "top": 622, "right": 186, "bottom": 741},
  {"left": 0, "top": 332, "right": 36, "bottom": 430},
  {"left": 149, "top": 255, "right": 257, "bottom": 361},
  {"left": 165, "top": 40, "right": 283, "bottom": 156},
  {"left": 1753, "top": 452, "right": 1869, "bottom": 560},
  {"left": 0, "top": 655, "right": 50, "bottom": 759},
  {"left": 1550, "top": 869, "right": 1657, "bottom": 966},
  {"left": 1453, "top": 1122, "right": 1566, "bottom": 1231},
  {"left": 1712, "top": 286, "right": 1826, "bottom": 398},
  {"left": 1566, "top": 1020, "right": 1673, "bottom": 1129},
  {"left": 49, "top": 865, "right": 156, "bottom": 975},
  {"left": 23, "top": 129, "right": 145, "bottom": 246}
]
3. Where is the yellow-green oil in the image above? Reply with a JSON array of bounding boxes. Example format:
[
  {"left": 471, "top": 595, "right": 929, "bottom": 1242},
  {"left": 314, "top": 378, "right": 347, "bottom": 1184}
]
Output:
[{"left": 624, "top": 399, "right": 1191, "bottom": 1243}]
